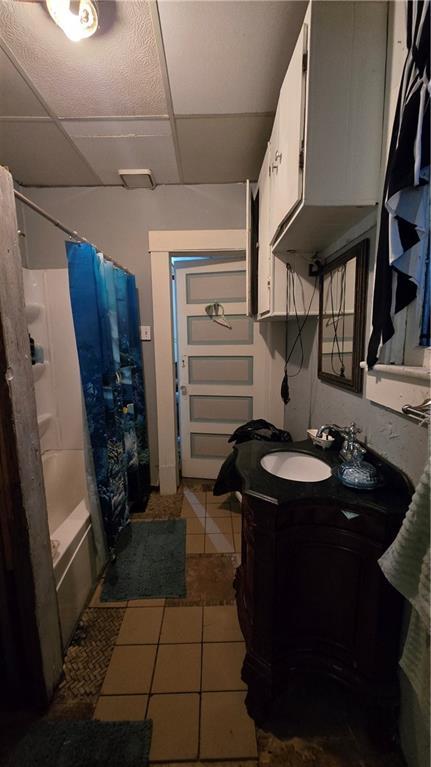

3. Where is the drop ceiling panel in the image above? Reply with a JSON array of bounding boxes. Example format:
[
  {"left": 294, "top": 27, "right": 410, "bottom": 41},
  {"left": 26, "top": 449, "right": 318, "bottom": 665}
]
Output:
[
  {"left": 177, "top": 114, "right": 273, "bottom": 184},
  {"left": 0, "top": 121, "right": 100, "bottom": 186},
  {"left": 0, "top": 46, "right": 48, "bottom": 117},
  {"left": 0, "top": 1, "right": 167, "bottom": 118},
  {"left": 70, "top": 134, "right": 180, "bottom": 185},
  {"left": 159, "top": 1, "right": 308, "bottom": 115},
  {"left": 62, "top": 119, "right": 171, "bottom": 139}
]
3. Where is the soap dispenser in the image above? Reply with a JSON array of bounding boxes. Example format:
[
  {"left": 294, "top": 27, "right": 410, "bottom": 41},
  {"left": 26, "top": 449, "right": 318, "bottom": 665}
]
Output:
[{"left": 336, "top": 424, "right": 379, "bottom": 490}]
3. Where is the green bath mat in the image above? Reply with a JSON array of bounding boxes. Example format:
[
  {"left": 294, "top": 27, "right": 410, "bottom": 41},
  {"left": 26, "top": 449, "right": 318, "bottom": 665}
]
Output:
[
  {"left": 102, "top": 519, "right": 186, "bottom": 601},
  {"left": 8, "top": 719, "right": 152, "bottom": 767}
]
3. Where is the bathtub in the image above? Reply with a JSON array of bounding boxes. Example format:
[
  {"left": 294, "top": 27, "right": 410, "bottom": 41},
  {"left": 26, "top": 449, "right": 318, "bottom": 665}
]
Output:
[{"left": 43, "top": 450, "right": 98, "bottom": 649}]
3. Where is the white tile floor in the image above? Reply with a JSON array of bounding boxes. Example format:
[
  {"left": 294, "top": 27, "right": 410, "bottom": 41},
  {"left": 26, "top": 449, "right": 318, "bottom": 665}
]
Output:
[
  {"left": 96, "top": 603, "right": 257, "bottom": 761},
  {"left": 94, "top": 489, "right": 256, "bottom": 762},
  {"left": 182, "top": 489, "right": 242, "bottom": 556}
]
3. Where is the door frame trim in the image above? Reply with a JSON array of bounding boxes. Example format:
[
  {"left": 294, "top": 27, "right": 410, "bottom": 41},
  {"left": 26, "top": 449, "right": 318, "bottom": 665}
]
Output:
[{"left": 149, "top": 230, "right": 247, "bottom": 494}]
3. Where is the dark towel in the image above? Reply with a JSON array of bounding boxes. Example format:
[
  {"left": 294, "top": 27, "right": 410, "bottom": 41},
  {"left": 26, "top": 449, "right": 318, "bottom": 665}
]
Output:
[
  {"left": 213, "top": 420, "right": 292, "bottom": 495},
  {"left": 213, "top": 450, "right": 242, "bottom": 496},
  {"left": 228, "top": 419, "right": 291, "bottom": 445}
]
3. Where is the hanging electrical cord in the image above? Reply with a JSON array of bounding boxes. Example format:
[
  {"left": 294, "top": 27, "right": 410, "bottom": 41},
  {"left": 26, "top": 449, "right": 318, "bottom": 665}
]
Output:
[
  {"left": 328, "top": 264, "right": 347, "bottom": 377},
  {"left": 281, "top": 263, "right": 318, "bottom": 404},
  {"left": 329, "top": 271, "right": 341, "bottom": 371},
  {"left": 340, "top": 265, "right": 346, "bottom": 372},
  {"left": 327, "top": 265, "right": 346, "bottom": 376}
]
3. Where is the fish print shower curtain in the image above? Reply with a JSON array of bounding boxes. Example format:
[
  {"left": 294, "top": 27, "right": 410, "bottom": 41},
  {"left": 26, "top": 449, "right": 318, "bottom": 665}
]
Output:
[{"left": 67, "top": 242, "right": 150, "bottom": 549}]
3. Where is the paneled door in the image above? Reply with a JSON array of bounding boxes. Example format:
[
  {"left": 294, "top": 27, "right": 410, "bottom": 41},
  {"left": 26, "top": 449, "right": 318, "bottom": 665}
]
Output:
[{"left": 175, "top": 260, "right": 266, "bottom": 478}]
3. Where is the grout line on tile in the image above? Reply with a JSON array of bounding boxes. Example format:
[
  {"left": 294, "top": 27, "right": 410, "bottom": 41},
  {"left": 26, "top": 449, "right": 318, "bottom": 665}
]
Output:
[
  {"left": 134, "top": 640, "right": 204, "bottom": 646},
  {"left": 147, "top": 755, "right": 262, "bottom": 765},
  {"left": 197, "top": 597, "right": 204, "bottom": 759},
  {"left": 97, "top": 691, "right": 149, "bottom": 698},
  {"left": 116, "top": 642, "right": 188, "bottom": 647},
  {"left": 202, "top": 639, "right": 244, "bottom": 644},
  {"left": 229, "top": 510, "right": 234, "bottom": 544},
  {"left": 199, "top": 687, "right": 246, "bottom": 693},
  {"left": 146, "top": 600, "right": 167, "bottom": 713}
]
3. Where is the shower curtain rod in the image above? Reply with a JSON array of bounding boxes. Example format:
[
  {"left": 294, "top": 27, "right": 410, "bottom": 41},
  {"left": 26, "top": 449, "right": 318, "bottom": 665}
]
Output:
[{"left": 14, "top": 189, "right": 132, "bottom": 275}]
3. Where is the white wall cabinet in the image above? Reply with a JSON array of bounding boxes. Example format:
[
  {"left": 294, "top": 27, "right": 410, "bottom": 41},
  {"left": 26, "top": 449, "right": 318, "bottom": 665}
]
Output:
[
  {"left": 272, "top": 0, "right": 387, "bottom": 255},
  {"left": 250, "top": 0, "right": 387, "bottom": 319},
  {"left": 269, "top": 22, "right": 308, "bottom": 245},
  {"left": 255, "top": 147, "right": 319, "bottom": 321}
]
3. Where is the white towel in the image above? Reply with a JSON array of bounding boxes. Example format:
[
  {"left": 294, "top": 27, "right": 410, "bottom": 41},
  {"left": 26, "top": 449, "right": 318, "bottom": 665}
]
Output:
[{"left": 379, "top": 459, "right": 430, "bottom": 722}]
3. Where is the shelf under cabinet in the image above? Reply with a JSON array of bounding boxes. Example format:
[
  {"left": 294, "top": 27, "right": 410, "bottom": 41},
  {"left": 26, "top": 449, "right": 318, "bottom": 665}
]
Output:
[{"left": 273, "top": 204, "right": 378, "bottom": 258}]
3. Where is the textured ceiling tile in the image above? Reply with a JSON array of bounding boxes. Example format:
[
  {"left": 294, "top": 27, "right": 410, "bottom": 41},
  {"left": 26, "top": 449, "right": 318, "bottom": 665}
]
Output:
[
  {"left": 177, "top": 114, "right": 273, "bottom": 184},
  {"left": 0, "top": 1, "right": 167, "bottom": 118},
  {"left": 62, "top": 119, "right": 171, "bottom": 138},
  {"left": 159, "top": 0, "right": 308, "bottom": 115},
  {"left": 70, "top": 133, "right": 180, "bottom": 185},
  {"left": 0, "top": 46, "right": 48, "bottom": 117},
  {"left": 0, "top": 121, "right": 101, "bottom": 186}
]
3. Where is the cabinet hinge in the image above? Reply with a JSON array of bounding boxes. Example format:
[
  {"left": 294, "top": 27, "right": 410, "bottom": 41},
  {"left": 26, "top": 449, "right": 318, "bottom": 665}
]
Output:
[
  {"left": 299, "top": 141, "right": 305, "bottom": 171},
  {"left": 302, "top": 52, "right": 308, "bottom": 73}
]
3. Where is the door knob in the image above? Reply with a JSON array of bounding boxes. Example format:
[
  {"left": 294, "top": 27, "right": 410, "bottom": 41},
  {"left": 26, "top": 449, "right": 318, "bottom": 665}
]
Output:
[{"left": 180, "top": 385, "right": 188, "bottom": 395}]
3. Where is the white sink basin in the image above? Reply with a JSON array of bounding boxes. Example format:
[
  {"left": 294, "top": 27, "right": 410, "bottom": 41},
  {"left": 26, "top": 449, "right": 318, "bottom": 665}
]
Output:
[{"left": 260, "top": 451, "right": 332, "bottom": 482}]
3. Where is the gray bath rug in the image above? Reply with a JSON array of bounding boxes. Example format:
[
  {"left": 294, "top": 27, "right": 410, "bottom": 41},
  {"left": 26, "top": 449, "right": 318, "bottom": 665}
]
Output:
[
  {"left": 101, "top": 519, "right": 186, "bottom": 601},
  {"left": 8, "top": 719, "right": 152, "bottom": 767}
]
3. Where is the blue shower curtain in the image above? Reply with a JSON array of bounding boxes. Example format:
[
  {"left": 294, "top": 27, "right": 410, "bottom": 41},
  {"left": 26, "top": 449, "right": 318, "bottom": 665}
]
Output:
[{"left": 66, "top": 242, "right": 150, "bottom": 549}]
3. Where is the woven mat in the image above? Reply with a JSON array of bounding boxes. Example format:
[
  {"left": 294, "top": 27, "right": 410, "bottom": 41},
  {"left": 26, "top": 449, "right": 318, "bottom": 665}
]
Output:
[
  {"left": 8, "top": 720, "right": 152, "bottom": 767},
  {"left": 102, "top": 519, "right": 186, "bottom": 601}
]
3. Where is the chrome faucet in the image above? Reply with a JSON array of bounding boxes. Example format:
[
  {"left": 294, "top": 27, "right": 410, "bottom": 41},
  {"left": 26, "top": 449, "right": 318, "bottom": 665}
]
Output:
[{"left": 316, "top": 422, "right": 364, "bottom": 462}]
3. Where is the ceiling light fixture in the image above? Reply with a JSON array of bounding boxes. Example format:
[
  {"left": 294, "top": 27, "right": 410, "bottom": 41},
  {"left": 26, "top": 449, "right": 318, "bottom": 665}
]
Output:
[{"left": 46, "top": 0, "right": 98, "bottom": 42}]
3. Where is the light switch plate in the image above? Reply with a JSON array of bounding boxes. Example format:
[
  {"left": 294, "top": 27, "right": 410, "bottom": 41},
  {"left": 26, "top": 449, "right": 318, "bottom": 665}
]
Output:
[{"left": 140, "top": 325, "right": 151, "bottom": 341}]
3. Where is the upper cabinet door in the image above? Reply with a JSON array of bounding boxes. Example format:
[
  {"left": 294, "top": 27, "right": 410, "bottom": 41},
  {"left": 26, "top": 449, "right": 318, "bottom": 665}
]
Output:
[
  {"left": 257, "top": 146, "right": 271, "bottom": 317},
  {"left": 269, "top": 23, "right": 308, "bottom": 244},
  {"left": 245, "top": 179, "right": 252, "bottom": 317}
]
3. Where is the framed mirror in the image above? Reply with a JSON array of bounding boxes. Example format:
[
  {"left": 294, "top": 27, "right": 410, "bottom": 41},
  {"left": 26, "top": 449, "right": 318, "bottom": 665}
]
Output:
[{"left": 318, "top": 239, "right": 369, "bottom": 393}]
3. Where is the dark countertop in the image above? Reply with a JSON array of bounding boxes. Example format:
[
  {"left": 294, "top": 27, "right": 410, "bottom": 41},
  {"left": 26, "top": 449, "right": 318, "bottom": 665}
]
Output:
[{"left": 234, "top": 439, "right": 412, "bottom": 518}]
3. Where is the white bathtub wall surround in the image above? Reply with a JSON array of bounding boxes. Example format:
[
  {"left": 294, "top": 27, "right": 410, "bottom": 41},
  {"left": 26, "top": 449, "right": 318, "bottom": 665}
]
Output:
[
  {"left": 23, "top": 266, "right": 103, "bottom": 648},
  {"left": 44, "top": 269, "right": 84, "bottom": 451},
  {"left": 43, "top": 449, "right": 86, "bottom": 535},
  {"left": 43, "top": 449, "right": 98, "bottom": 649},
  {"left": 22, "top": 268, "right": 59, "bottom": 452},
  {"left": 23, "top": 267, "right": 84, "bottom": 453}
]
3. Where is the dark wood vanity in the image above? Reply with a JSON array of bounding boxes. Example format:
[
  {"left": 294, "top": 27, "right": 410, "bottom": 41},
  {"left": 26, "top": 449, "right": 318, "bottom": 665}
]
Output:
[{"left": 232, "top": 440, "right": 412, "bottom": 723}]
